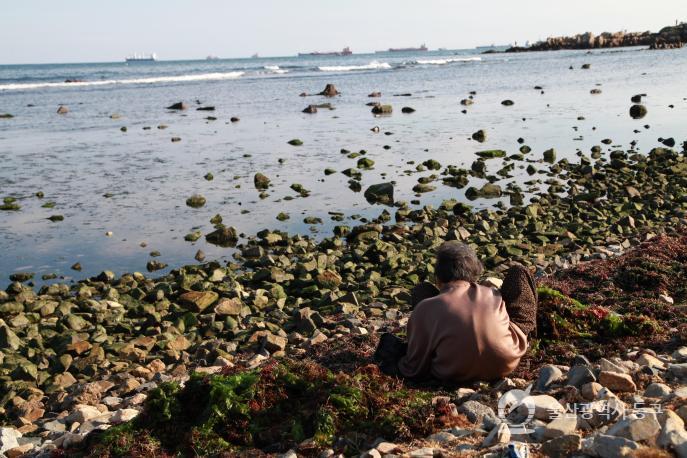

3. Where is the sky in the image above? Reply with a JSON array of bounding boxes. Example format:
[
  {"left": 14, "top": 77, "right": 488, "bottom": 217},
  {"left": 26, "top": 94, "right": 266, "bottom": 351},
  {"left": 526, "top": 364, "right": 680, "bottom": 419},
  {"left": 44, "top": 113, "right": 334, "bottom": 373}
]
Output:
[{"left": 1, "top": 0, "right": 686, "bottom": 64}]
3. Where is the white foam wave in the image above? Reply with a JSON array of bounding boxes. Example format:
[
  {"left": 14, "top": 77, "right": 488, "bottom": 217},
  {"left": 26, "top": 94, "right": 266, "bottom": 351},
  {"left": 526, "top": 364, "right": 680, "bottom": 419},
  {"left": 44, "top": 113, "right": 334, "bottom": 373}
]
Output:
[
  {"left": 414, "top": 57, "right": 482, "bottom": 65},
  {"left": 318, "top": 61, "right": 392, "bottom": 72},
  {"left": 263, "top": 65, "right": 288, "bottom": 74},
  {"left": 0, "top": 71, "right": 246, "bottom": 91}
]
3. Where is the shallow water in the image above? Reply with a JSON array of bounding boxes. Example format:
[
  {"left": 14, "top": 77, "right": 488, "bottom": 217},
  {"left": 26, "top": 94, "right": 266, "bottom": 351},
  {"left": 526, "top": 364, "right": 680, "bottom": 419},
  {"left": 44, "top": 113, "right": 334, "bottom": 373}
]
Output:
[{"left": 1, "top": 47, "right": 686, "bottom": 287}]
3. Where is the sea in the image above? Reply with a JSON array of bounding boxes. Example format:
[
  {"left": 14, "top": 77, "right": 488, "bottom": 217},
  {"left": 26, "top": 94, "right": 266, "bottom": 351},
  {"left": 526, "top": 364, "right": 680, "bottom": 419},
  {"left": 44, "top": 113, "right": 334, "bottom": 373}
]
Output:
[{"left": 1, "top": 47, "right": 686, "bottom": 286}]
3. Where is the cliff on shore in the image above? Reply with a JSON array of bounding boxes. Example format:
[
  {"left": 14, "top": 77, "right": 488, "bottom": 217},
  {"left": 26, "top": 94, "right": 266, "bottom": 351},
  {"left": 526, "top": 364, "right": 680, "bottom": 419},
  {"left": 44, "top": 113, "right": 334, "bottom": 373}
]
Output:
[{"left": 506, "top": 23, "right": 687, "bottom": 52}]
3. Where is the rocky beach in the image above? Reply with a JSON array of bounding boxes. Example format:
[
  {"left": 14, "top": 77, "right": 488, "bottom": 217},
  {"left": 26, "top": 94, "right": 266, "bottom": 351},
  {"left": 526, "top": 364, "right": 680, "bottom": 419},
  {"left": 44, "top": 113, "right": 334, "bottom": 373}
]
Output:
[
  {"left": 506, "top": 23, "right": 687, "bottom": 52},
  {"left": 1, "top": 41, "right": 687, "bottom": 457}
]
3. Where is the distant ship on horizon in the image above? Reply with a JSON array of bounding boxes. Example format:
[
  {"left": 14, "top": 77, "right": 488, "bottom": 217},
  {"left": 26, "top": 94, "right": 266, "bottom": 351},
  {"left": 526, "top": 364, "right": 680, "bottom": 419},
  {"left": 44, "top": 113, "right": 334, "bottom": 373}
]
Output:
[
  {"left": 206, "top": 55, "right": 220, "bottom": 60},
  {"left": 376, "top": 44, "right": 428, "bottom": 53},
  {"left": 125, "top": 53, "right": 157, "bottom": 62},
  {"left": 298, "top": 47, "right": 352, "bottom": 57}
]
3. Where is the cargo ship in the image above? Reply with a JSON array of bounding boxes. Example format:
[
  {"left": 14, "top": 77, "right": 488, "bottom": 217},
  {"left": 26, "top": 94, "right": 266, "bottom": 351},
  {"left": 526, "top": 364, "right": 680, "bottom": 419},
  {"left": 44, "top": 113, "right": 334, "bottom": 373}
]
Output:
[
  {"left": 298, "top": 47, "right": 352, "bottom": 57},
  {"left": 376, "top": 44, "right": 428, "bottom": 53},
  {"left": 125, "top": 53, "right": 157, "bottom": 62}
]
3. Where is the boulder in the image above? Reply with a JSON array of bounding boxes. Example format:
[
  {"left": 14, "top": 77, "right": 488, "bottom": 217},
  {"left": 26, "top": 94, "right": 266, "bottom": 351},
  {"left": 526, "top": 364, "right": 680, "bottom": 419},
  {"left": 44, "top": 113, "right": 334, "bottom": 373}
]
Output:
[
  {"left": 254, "top": 172, "right": 271, "bottom": 190},
  {"left": 630, "top": 104, "right": 647, "bottom": 119},
  {"left": 166, "top": 102, "right": 188, "bottom": 110},
  {"left": 472, "top": 129, "right": 487, "bottom": 143},
  {"left": 319, "top": 84, "right": 339, "bottom": 96},
  {"left": 401, "top": 106, "right": 416, "bottom": 113},
  {"left": 205, "top": 226, "right": 238, "bottom": 247},
  {"left": 372, "top": 105, "right": 393, "bottom": 114},
  {"left": 56, "top": 105, "right": 69, "bottom": 114},
  {"left": 364, "top": 183, "right": 394, "bottom": 205},
  {"left": 178, "top": 291, "right": 218, "bottom": 312}
]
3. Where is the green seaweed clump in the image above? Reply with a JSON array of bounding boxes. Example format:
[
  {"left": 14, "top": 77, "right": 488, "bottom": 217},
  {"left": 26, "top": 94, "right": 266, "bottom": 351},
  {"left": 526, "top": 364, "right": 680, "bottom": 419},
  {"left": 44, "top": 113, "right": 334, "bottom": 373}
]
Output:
[{"left": 86, "top": 360, "right": 441, "bottom": 456}]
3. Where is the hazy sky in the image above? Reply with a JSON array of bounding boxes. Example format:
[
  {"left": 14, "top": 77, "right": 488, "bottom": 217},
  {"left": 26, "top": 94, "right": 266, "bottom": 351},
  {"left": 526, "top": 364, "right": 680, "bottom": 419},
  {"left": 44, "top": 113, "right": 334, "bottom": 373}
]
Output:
[{"left": 2, "top": 0, "right": 686, "bottom": 64}]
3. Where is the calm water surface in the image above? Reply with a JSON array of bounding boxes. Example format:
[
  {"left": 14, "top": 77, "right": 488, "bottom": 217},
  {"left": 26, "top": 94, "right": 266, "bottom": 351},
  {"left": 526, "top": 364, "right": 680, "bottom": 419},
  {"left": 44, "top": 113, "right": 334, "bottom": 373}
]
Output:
[{"left": 1, "top": 48, "right": 686, "bottom": 286}]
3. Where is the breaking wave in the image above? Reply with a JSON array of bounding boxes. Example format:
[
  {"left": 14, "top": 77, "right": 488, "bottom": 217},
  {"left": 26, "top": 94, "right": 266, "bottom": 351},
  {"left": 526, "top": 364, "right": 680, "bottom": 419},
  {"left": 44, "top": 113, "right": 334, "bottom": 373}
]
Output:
[
  {"left": 318, "top": 61, "right": 392, "bottom": 72},
  {"left": 413, "top": 57, "right": 482, "bottom": 65},
  {"left": 263, "top": 65, "right": 288, "bottom": 74},
  {"left": 0, "top": 71, "right": 246, "bottom": 91}
]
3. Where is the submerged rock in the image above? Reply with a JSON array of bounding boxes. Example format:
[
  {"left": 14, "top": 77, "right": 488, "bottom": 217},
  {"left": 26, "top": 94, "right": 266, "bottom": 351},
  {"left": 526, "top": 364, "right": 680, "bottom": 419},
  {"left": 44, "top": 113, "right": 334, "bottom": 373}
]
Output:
[
  {"left": 372, "top": 105, "right": 393, "bottom": 114},
  {"left": 319, "top": 84, "right": 339, "bottom": 96},
  {"left": 472, "top": 129, "right": 487, "bottom": 143},
  {"left": 185, "top": 194, "right": 206, "bottom": 208},
  {"left": 364, "top": 183, "right": 394, "bottom": 205},
  {"left": 476, "top": 150, "right": 505, "bottom": 159},
  {"left": 629, "top": 104, "right": 647, "bottom": 119},
  {"left": 205, "top": 226, "right": 238, "bottom": 247},
  {"left": 57, "top": 105, "right": 69, "bottom": 114},
  {"left": 166, "top": 102, "right": 188, "bottom": 110},
  {"left": 254, "top": 173, "right": 270, "bottom": 190}
]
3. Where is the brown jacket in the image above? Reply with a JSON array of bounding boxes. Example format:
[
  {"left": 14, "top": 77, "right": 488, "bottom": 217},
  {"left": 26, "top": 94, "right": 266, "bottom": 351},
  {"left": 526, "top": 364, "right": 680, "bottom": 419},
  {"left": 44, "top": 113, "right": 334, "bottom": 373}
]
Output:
[{"left": 398, "top": 282, "right": 527, "bottom": 382}]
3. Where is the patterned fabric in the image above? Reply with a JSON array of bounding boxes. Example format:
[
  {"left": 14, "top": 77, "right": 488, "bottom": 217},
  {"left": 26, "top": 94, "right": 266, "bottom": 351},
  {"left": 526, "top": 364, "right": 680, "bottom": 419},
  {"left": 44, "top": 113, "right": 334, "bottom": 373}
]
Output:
[{"left": 500, "top": 264, "right": 538, "bottom": 337}]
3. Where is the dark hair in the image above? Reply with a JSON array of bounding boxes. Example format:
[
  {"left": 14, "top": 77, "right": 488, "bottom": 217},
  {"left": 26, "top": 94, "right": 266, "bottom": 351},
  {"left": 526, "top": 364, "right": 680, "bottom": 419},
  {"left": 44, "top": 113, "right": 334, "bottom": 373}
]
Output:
[{"left": 435, "top": 241, "right": 483, "bottom": 283}]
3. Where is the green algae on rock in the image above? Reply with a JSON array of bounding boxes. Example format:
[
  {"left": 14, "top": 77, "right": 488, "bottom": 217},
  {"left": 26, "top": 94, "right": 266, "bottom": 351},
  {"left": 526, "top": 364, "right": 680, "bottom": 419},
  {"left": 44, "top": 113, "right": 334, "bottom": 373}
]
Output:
[
  {"left": 185, "top": 194, "right": 206, "bottom": 208},
  {"left": 364, "top": 183, "right": 394, "bottom": 205}
]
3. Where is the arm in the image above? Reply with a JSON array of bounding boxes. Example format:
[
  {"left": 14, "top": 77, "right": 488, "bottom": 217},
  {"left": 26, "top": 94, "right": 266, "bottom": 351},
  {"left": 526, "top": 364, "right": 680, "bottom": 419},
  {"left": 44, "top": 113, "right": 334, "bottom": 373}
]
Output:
[{"left": 397, "top": 306, "right": 433, "bottom": 380}]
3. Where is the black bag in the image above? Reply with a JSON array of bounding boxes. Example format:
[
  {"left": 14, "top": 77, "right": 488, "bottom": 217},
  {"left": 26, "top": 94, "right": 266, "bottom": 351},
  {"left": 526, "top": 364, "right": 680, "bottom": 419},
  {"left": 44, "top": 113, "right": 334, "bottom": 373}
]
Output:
[{"left": 374, "top": 333, "right": 408, "bottom": 376}]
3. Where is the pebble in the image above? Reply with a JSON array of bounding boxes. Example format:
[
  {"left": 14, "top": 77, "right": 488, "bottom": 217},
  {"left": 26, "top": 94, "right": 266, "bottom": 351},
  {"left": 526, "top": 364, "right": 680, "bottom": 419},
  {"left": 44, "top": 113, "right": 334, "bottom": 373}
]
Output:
[
  {"left": 534, "top": 364, "right": 563, "bottom": 391},
  {"left": 481, "top": 423, "right": 510, "bottom": 447},
  {"left": 591, "top": 434, "right": 640, "bottom": 457},
  {"left": 644, "top": 383, "right": 672, "bottom": 398},
  {"left": 541, "top": 433, "right": 582, "bottom": 457},
  {"left": 598, "top": 371, "right": 637, "bottom": 392},
  {"left": 566, "top": 365, "right": 596, "bottom": 388},
  {"left": 458, "top": 400, "right": 499, "bottom": 429},
  {"left": 520, "top": 395, "right": 565, "bottom": 421},
  {"left": 0, "top": 428, "right": 21, "bottom": 455},
  {"left": 607, "top": 413, "right": 661, "bottom": 442},
  {"left": 111, "top": 408, "right": 139, "bottom": 424},
  {"left": 543, "top": 415, "right": 579, "bottom": 439}
]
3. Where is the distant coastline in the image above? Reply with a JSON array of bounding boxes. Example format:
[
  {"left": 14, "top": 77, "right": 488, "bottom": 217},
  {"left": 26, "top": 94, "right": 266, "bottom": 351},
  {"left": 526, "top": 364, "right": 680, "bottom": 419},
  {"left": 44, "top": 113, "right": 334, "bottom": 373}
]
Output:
[{"left": 505, "top": 22, "right": 686, "bottom": 53}]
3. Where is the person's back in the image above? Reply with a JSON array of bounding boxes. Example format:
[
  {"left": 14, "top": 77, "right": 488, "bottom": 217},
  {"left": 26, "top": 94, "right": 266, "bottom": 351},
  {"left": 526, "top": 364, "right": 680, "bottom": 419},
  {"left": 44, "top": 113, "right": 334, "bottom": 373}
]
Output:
[
  {"left": 389, "top": 241, "right": 538, "bottom": 383},
  {"left": 398, "top": 281, "right": 528, "bottom": 382}
]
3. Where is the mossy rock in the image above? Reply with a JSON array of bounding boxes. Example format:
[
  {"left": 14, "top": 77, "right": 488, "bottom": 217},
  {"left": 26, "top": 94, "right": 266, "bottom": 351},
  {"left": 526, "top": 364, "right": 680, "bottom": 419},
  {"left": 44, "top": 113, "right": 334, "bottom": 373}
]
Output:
[
  {"left": 288, "top": 139, "right": 304, "bottom": 146},
  {"left": 254, "top": 173, "right": 270, "bottom": 190},
  {"left": 476, "top": 150, "right": 506, "bottom": 159},
  {"left": 186, "top": 195, "right": 206, "bottom": 208}
]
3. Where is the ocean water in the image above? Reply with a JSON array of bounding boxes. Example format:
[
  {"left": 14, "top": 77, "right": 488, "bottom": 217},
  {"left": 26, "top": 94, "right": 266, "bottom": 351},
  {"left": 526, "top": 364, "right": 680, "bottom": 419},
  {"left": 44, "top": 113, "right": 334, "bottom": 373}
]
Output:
[{"left": 1, "top": 47, "right": 686, "bottom": 286}]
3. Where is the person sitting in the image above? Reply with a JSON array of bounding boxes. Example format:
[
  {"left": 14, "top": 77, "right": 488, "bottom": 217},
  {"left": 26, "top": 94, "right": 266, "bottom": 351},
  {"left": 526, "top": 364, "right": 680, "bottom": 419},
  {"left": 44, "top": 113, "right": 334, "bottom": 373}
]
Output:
[{"left": 377, "top": 241, "right": 538, "bottom": 383}]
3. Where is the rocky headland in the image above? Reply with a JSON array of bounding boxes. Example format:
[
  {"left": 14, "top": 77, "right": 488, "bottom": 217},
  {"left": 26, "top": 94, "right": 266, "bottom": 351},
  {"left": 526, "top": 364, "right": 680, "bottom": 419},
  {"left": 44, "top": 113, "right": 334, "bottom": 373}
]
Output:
[{"left": 505, "top": 23, "right": 687, "bottom": 52}]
